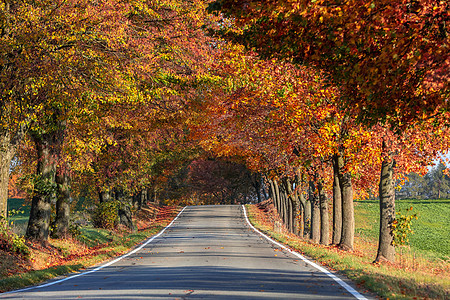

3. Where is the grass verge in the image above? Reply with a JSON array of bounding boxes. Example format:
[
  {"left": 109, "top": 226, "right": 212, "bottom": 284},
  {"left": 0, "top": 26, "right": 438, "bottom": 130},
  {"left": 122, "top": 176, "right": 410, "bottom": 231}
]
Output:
[
  {"left": 0, "top": 205, "right": 180, "bottom": 293},
  {"left": 246, "top": 201, "right": 449, "bottom": 300}
]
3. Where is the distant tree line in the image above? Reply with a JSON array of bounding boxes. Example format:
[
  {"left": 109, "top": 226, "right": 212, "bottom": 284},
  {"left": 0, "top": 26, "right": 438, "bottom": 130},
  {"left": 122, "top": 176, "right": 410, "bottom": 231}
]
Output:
[{"left": 396, "top": 162, "right": 450, "bottom": 200}]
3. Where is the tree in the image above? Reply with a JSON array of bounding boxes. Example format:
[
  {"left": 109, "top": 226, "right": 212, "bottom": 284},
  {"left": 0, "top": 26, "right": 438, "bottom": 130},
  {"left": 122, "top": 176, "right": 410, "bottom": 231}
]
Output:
[
  {"left": 211, "top": 0, "right": 449, "bottom": 263},
  {"left": 186, "top": 159, "right": 253, "bottom": 204},
  {"left": 424, "top": 162, "right": 450, "bottom": 199},
  {"left": 8, "top": 0, "right": 217, "bottom": 243}
]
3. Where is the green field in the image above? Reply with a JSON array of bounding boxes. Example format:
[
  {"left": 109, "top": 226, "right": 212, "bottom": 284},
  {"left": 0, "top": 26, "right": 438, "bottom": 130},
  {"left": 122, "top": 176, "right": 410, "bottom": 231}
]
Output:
[
  {"left": 6, "top": 198, "right": 30, "bottom": 235},
  {"left": 355, "top": 199, "right": 450, "bottom": 259}
]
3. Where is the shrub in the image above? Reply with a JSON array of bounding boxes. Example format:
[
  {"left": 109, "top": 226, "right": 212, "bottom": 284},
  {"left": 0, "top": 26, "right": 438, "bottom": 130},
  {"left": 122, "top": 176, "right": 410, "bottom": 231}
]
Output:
[
  {"left": 0, "top": 216, "right": 30, "bottom": 258},
  {"left": 392, "top": 206, "right": 418, "bottom": 246},
  {"left": 68, "top": 223, "right": 82, "bottom": 238},
  {"left": 92, "top": 201, "right": 120, "bottom": 229}
]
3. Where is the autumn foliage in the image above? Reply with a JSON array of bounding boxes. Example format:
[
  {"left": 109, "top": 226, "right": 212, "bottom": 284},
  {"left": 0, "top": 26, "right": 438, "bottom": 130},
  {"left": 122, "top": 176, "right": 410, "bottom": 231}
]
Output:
[{"left": 0, "top": 0, "right": 448, "bottom": 282}]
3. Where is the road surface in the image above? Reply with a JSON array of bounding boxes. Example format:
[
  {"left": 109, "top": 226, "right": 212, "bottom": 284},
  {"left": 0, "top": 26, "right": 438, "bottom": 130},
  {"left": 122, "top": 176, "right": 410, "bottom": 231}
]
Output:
[{"left": 1, "top": 205, "right": 371, "bottom": 299}]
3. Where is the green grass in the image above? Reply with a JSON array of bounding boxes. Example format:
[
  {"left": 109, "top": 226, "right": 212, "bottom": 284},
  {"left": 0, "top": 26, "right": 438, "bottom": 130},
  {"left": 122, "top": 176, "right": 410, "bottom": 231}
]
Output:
[
  {"left": 77, "top": 227, "right": 115, "bottom": 247},
  {"left": 355, "top": 199, "right": 450, "bottom": 259},
  {"left": 6, "top": 198, "right": 30, "bottom": 236}
]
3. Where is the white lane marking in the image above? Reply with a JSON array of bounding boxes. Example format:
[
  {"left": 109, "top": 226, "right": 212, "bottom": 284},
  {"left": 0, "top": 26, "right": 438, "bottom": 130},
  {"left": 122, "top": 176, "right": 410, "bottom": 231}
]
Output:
[
  {"left": 1, "top": 207, "right": 187, "bottom": 296},
  {"left": 242, "top": 205, "right": 368, "bottom": 300}
]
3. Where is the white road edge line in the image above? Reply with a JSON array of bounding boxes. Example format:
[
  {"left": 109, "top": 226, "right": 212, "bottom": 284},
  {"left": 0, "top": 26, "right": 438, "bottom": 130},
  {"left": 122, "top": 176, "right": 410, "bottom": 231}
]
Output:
[
  {"left": 1, "top": 206, "right": 187, "bottom": 296},
  {"left": 242, "top": 205, "right": 368, "bottom": 300}
]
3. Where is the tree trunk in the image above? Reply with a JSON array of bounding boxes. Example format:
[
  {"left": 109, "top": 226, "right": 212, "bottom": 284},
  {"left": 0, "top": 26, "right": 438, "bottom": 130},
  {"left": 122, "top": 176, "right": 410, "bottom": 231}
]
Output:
[
  {"left": 280, "top": 190, "right": 287, "bottom": 226},
  {"left": 26, "top": 133, "right": 58, "bottom": 243},
  {"left": 99, "top": 189, "right": 112, "bottom": 203},
  {"left": 287, "top": 193, "right": 293, "bottom": 232},
  {"left": 304, "top": 195, "right": 311, "bottom": 238},
  {"left": 261, "top": 176, "right": 269, "bottom": 200},
  {"left": 115, "top": 189, "right": 135, "bottom": 231},
  {"left": 252, "top": 173, "right": 262, "bottom": 203},
  {"left": 374, "top": 157, "right": 396, "bottom": 263},
  {"left": 284, "top": 192, "right": 290, "bottom": 230},
  {"left": 309, "top": 181, "right": 320, "bottom": 243},
  {"left": 145, "top": 188, "right": 151, "bottom": 206},
  {"left": 132, "top": 191, "right": 143, "bottom": 210},
  {"left": 337, "top": 154, "right": 354, "bottom": 251},
  {"left": 53, "top": 166, "right": 71, "bottom": 238},
  {"left": 118, "top": 204, "right": 135, "bottom": 231},
  {"left": 139, "top": 190, "right": 145, "bottom": 209},
  {"left": 318, "top": 179, "right": 329, "bottom": 245},
  {"left": 311, "top": 199, "right": 320, "bottom": 243},
  {"left": 268, "top": 178, "right": 274, "bottom": 201},
  {"left": 283, "top": 177, "right": 299, "bottom": 235},
  {"left": 0, "top": 133, "right": 15, "bottom": 219},
  {"left": 298, "top": 192, "right": 306, "bottom": 237},
  {"left": 153, "top": 186, "right": 160, "bottom": 205},
  {"left": 273, "top": 180, "right": 281, "bottom": 216},
  {"left": 290, "top": 192, "right": 299, "bottom": 235},
  {"left": 332, "top": 154, "right": 342, "bottom": 245}
]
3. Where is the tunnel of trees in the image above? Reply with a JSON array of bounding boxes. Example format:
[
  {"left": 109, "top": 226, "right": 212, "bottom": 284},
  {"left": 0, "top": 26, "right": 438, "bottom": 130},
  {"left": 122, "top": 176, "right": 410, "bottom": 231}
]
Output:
[{"left": 1, "top": 0, "right": 449, "bottom": 265}]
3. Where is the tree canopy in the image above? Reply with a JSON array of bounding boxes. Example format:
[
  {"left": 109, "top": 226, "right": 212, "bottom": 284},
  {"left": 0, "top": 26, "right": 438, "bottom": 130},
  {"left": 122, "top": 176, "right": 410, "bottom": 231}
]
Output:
[{"left": 2, "top": 0, "right": 449, "bottom": 265}]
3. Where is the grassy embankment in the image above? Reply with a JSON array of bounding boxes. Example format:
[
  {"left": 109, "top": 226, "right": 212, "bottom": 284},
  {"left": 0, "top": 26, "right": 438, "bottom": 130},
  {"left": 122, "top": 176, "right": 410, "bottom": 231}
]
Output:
[
  {"left": 0, "top": 198, "right": 180, "bottom": 293},
  {"left": 246, "top": 199, "right": 449, "bottom": 300}
]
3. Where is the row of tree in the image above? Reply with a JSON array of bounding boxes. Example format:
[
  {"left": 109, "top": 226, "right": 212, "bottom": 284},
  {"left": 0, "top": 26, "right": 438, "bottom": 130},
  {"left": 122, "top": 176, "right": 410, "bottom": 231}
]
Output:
[
  {"left": 397, "top": 162, "right": 450, "bottom": 199},
  {"left": 1, "top": 0, "right": 217, "bottom": 240},
  {"left": 1, "top": 0, "right": 448, "bottom": 267},
  {"left": 187, "top": 0, "right": 449, "bottom": 264}
]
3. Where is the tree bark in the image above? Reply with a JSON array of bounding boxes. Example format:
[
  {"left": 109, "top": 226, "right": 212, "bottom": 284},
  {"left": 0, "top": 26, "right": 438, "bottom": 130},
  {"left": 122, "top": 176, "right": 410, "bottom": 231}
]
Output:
[
  {"left": 374, "top": 157, "right": 396, "bottom": 263},
  {"left": 261, "top": 176, "right": 269, "bottom": 200},
  {"left": 139, "top": 190, "right": 145, "bottom": 209},
  {"left": 115, "top": 189, "right": 135, "bottom": 231},
  {"left": 0, "top": 133, "right": 15, "bottom": 219},
  {"left": 309, "top": 181, "right": 320, "bottom": 243},
  {"left": 332, "top": 154, "right": 342, "bottom": 245},
  {"left": 283, "top": 177, "right": 299, "bottom": 235},
  {"left": 287, "top": 193, "right": 293, "bottom": 232},
  {"left": 318, "top": 179, "right": 329, "bottom": 245},
  {"left": 26, "top": 132, "right": 58, "bottom": 243},
  {"left": 118, "top": 204, "right": 135, "bottom": 231},
  {"left": 298, "top": 192, "right": 306, "bottom": 237},
  {"left": 251, "top": 173, "right": 262, "bottom": 203},
  {"left": 337, "top": 154, "right": 354, "bottom": 251},
  {"left": 132, "top": 191, "right": 143, "bottom": 210},
  {"left": 273, "top": 180, "right": 281, "bottom": 215},
  {"left": 290, "top": 189, "right": 299, "bottom": 235},
  {"left": 304, "top": 194, "right": 312, "bottom": 238},
  {"left": 153, "top": 186, "right": 160, "bottom": 205},
  {"left": 53, "top": 166, "right": 71, "bottom": 238},
  {"left": 145, "top": 188, "right": 150, "bottom": 206},
  {"left": 0, "top": 124, "right": 27, "bottom": 219},
  {"left": 268, "top": 178, "right": 274, "bottom": 201},
  {"left": 280, "top": 189, "right": 287, "bottom": 227},
  {"left": 279, "top": 179, "right": 288, "bottom": 230},
  {"left": 311, "top": 199, "right": 320, "bottom": 243},
  {"left": 99, "top": 188, "right": 112, "bottom": 203}
]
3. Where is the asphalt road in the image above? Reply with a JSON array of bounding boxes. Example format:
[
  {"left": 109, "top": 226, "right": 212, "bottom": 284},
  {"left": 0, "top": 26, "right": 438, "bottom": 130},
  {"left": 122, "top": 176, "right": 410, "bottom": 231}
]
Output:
[{"left": 1, "top": 205, "right": 371, "bottom": 299}]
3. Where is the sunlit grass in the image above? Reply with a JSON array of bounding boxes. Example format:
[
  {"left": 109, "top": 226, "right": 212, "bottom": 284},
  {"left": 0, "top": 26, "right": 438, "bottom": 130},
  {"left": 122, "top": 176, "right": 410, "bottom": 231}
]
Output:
[
  {"left": 355, "top": 199, "right": 450, "bottom": 259},
  {"left": 246, "top": 203, "right": 449, "bottom": 300}
]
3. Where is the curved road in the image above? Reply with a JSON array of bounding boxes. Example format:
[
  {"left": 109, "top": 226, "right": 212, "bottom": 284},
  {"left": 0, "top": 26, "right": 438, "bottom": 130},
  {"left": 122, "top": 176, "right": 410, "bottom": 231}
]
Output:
[{"left": 1, "top": 205, "right": 372, "bottom": 299}]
